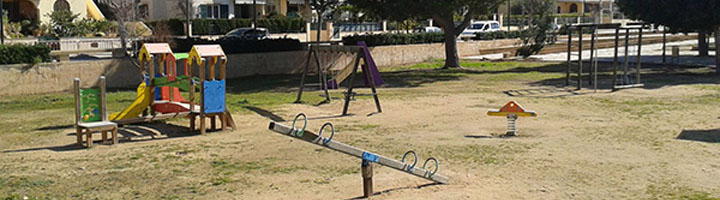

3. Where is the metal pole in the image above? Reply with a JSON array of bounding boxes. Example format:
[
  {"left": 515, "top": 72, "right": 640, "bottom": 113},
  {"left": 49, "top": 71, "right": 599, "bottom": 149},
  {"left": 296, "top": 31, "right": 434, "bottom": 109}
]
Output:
[
  {"left": 612, "top": 28, "right": 619, "bottom": 89},
  {"left": 662, "top": 29, "right": 667, "bottom": 64},
  {"left": 578, "top": 27, "right": 583, "bottom": 90},
  {"left": 566, "top": 27, "right": 572, "bottom": 86},
  {"left": 253, "top": 0, "right": 257, "bottom": 28},
  {"left": 623, "top": 28, "right": 630, "bottom": 84},
  {"left": 186, "top": 0, "right": 191, "bottom": 37},
  {"left": 1, "top": 0, "right": 5, "bottom": 44},
  {"left": 636, "top": 27, "right": 643, "bottom": 84}
]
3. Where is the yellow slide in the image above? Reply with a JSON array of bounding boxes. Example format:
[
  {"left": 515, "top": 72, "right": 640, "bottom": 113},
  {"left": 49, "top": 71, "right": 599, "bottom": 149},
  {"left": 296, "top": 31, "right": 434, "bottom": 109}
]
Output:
[{"left": 110, "top": 82, "right": 151, "bottom": 121}]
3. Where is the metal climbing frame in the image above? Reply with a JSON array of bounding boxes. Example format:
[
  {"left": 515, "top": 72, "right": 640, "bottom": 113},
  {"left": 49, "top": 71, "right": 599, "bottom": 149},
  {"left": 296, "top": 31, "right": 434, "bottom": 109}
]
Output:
[
  {"left": 295, "top": 45, "right": 382, "bottom": 116},
  {"left": 268, "top": 114, "right": 449, "bottom": 197},
  {"left": 565, "top": 23, "right": 649, "bottom": 91},
  {"left": 612, "top": 23, "right": 650, "bottom": 91},
  {"left": 565, "top": 23, "right": 621, "bottom": 90}
]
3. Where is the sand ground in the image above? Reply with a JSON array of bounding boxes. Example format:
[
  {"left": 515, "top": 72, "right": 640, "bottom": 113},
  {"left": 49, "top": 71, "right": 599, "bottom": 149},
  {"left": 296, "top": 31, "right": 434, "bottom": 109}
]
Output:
[{"left": 1, "top": 62, "right": 719, "bottom": 199}]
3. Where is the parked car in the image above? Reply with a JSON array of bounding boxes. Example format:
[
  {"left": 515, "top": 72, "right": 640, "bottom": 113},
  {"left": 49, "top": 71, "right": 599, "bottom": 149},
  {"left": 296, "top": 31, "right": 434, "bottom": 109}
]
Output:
[
  {"left": 460, "top": 21, "right": 502, "bottom": 39},
  {"left": 413, "top": 26, "right": 443, "bottom": 33},
  {"left": 223, "top": 28, "right": 270, "bottom": 39}
]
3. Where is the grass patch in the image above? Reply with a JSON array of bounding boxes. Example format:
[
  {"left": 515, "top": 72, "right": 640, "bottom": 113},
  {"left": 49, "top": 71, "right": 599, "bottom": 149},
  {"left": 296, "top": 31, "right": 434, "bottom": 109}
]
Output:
[{"left": 645, "top": 184, "right": 719, "bottom": 200}]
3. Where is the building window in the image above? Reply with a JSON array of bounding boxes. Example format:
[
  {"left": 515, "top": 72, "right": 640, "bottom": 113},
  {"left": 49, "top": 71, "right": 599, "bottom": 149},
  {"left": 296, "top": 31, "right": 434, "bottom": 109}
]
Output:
[
  {"left": 569, "top": 4, "right": 578, "bottom": 13},
  {"left": 54, "top": 0, "right": 70, "bottom": 12},
  {"left": 199, "top": 4, "right": 229, "bottom": 19},
  {"left": 557, "top": 6, "right": 561, "bottom": 13}
]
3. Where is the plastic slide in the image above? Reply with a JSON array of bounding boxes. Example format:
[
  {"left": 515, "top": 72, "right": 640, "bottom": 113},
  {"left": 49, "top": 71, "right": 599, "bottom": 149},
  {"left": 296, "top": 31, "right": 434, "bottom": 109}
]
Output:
[{"left": 110, "top": 82, "right": 151, "bottom": 121}]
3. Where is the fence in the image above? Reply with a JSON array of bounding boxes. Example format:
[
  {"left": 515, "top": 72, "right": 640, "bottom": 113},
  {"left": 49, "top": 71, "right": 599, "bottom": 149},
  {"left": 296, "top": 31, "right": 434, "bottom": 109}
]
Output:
[
  {"left": 505, "top": 16, "right": 596, "bottom": 26},
  {"left": 5, "top": 38, "right": 140, "bottom": 52}
]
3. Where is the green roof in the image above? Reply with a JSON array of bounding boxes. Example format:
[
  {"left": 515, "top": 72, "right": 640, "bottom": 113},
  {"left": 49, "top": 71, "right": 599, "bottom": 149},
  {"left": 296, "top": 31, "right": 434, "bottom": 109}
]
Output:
[{"left": 174, "top": 53, "right": 189, "bottom": 60}]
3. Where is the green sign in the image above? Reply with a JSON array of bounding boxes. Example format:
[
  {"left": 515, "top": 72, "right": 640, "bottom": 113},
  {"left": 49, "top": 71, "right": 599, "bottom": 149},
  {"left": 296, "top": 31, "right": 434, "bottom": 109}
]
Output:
[{"left": 80, "top": 88, "right": 101, "bottom": 122}]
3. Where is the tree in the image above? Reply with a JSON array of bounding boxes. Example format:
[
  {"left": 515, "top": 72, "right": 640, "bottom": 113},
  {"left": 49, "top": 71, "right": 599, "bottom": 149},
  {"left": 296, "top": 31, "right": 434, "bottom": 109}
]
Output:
[
  {"left": 617, "top": 0, "right": 720, "bottom": 74},
  {"left": 348, "top": 0, "right": 505, "bottom": 69},
  {"left": 308, "top": 0, "right": 342, "bottom": 42},
  {"left": 173, "top": 0, "right": 194, "bottom": 37},
  {"left": 516, "top": 0, "right": 556, "bottom": 57},
  {"left": 96, "top": 0, "right": 139, "bottom": 57}
]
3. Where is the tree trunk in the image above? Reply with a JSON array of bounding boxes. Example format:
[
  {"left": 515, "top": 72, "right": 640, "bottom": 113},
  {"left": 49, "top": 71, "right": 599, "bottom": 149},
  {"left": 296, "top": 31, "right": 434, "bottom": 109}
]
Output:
[
  {"left": 443, "top": 30, "right": 461, "bottom": 69},
  {"left": 118, "top": 19, "right": 128, "bottom": 57},
  {"left": 715, "top": 27, "right": 720, "bottom": 75},
  {"left": 316, "top": 11, "right": 323, "bottom": 42},
  {"left": 699, "top": 31, "right": 709, "bottom": 57}
]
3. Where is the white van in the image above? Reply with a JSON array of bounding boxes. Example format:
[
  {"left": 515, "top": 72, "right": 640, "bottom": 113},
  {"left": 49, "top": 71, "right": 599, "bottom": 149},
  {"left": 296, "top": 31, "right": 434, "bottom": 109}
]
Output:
[{"left": 460, "top": 21, "right": 502, "bottom": 38}]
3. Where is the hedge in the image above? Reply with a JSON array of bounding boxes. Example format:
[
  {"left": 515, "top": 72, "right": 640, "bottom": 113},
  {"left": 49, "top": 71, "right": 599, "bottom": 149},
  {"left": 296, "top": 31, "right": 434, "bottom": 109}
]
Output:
[
  {"left": 147, "top": 18, "right": 306, "bottom": 36},
  {"left": 473, "top": 31, "right": 524, "bottom": 41},
  {"left": 0, "top": 44, "right": 53, "bottom": 65},
  {"left": 168, "top": 37, "right": 305, "bottom": 54},
  {"left": 342, "top": 32, "right": 445, "bottom": 47}
]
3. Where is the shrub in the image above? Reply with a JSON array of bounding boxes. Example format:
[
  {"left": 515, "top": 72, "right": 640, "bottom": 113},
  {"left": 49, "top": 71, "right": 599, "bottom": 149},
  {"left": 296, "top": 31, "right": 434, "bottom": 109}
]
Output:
[
  {"left": 473, "top": 31, "right": 524, "bottom": 41},
  {"left": 0, "top": 44, "right": 53, "bottom": 65},
  {"left": 342, "top": 32, "right": 445, "bottom": 47},
  {"left": 147, "top": 18, "right": 306, "bottom": 35}
]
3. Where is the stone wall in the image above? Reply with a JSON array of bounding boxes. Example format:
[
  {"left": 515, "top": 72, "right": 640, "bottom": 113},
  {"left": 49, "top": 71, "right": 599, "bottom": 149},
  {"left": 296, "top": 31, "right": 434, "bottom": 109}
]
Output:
[
  {"left": 0, "top": 59, "right": 141, "bottom": 97},
  {"left": 223, "top": 39, "right": 520, "bottom": 77},
  {"left": 0, "top": 39, "right": 518, "bottom": 96}
]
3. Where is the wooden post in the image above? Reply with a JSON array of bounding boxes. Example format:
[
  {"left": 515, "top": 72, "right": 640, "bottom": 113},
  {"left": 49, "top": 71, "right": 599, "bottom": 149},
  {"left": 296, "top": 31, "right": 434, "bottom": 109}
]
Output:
[
  {"left": 314, "top": 48, "right": 331, "bottom": 102},
  {"left": 112, "top": 127, "right": 118, "bottom": 144},
  {"left": 200, "top": 60, "right": 207, "bottom": 135},
  {"left": 360, "top": 50, "right": 382, "bottom": 113},
  {"left": 342, "top": 52, "right": 363, "bottom": 116},
  {"left": 361, "top": 160, "right": 374, "bottom": 198},
  {"left": 295, "top": 49, "right": 312, "bottom": 103},
  {"left": 74, "top": 78, "right": 82, "bottom": 145},
  {"left": 149, "top": 56, "right": 156, "bottom": 115},
  {"left": 86, "top": 129, "right": 92, "bottom": 147}
]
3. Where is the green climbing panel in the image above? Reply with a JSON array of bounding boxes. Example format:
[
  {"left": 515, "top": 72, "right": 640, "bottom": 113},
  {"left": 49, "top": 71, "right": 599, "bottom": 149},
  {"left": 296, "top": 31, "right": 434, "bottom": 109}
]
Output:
[
  {"left": 153, "top": 76, "right": 200, "bottom": 91},
  {"left": 80, "top": 88, "right": 101, "bottom": 122}
]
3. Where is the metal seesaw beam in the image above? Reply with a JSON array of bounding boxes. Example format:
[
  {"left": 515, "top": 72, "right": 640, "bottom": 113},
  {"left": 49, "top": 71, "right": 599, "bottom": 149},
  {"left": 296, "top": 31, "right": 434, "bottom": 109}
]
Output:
[{"left": 268, "top": 122, "right": 450, "bottom": 184}]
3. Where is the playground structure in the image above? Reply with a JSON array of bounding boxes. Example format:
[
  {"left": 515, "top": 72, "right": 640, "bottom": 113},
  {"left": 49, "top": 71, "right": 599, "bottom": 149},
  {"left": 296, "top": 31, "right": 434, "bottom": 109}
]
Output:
[
  {"left": 268, "top": 113, "right": 449, "bottom": 198},
  {"left": 488, "top": 101, "right": 537, "bottom": 136},
  {"left": 74, "top": 76, "right": 119, "bottom": 148},
  {"left": 295, "top": 41, "right": 383, "bottom": 116},
  {"left": 565, "top": 23, "right": 649, "bottom": 91},
  {"left": 108, "top": 43, "right": 234, "bottom": 135}
]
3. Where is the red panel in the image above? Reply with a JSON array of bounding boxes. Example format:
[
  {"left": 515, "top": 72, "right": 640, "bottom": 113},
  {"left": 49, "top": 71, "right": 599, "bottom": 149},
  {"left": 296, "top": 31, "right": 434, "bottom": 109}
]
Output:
[
  {"left": 498, "top": 101, "right": 526, "bottom": 113},
  {"left": 153, "top": 102, "right": 189, "bottom": 114}
]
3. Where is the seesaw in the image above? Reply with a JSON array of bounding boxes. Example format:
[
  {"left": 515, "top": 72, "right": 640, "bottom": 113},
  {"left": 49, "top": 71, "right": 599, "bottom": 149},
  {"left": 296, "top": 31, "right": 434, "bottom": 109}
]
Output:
[{"left": 268, "top": 113, "right": 449, "bottom": 198}]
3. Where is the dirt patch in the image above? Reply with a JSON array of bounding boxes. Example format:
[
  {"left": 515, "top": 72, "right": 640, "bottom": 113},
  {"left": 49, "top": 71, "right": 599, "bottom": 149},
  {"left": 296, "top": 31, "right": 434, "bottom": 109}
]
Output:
[{"left": 1, "top": 62, "right": 719, "bottom": 199}]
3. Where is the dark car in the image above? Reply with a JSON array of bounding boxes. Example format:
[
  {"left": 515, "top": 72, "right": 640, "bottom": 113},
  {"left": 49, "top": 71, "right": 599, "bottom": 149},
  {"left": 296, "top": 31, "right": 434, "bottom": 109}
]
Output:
[{"left": 223, "top": 28, "right": 270, "bottom": 39}]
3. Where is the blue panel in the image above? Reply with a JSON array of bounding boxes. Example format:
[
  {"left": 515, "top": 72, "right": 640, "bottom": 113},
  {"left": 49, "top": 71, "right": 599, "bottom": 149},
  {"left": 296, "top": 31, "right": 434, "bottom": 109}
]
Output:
[
  {"left": 362, "top": 152, "right": 379, "bottom": 163},
  {"left": 154, "top": 74, "right": 164, "bottom": 100},
  {"left": 203, "top": 80, "right": 226, "bottom": 114}
]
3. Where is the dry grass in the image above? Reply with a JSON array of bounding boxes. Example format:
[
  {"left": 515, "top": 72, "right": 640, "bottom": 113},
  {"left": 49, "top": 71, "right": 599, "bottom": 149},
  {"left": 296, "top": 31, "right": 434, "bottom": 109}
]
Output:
[{"left": 1, "top": 60, "right": 719, "bottom": 199}]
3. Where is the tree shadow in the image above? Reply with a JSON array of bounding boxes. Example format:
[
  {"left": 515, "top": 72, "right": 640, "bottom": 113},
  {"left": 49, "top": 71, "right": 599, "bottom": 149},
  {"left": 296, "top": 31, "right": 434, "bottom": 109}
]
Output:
[
  {"left": 4, "top": 122, "right": 199, "bottom": 153},
  {"left": 346, "top": 182, "right": 442, "bottom": 200},
  {"left": 243, "top": 106, "right": 286, "bottom": 122},
  {"left": 677, "top": 129, "right": 720, "bottom": 143}
]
